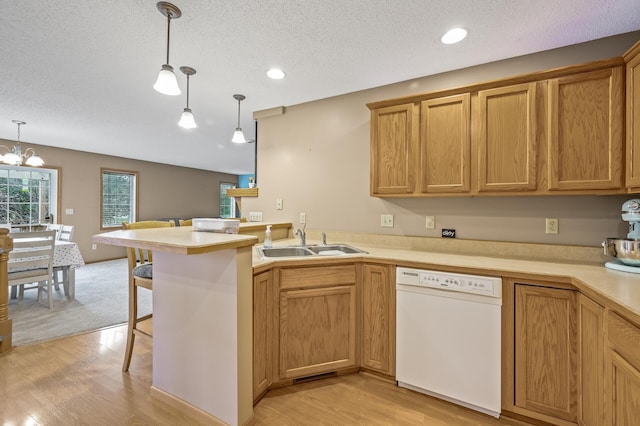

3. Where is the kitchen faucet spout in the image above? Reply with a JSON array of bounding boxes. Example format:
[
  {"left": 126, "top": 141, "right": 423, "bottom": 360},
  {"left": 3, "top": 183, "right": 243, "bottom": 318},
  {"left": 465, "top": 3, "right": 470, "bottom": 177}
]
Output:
[{"left": 295, "top": 224, "right": 306, "bottom": 246}]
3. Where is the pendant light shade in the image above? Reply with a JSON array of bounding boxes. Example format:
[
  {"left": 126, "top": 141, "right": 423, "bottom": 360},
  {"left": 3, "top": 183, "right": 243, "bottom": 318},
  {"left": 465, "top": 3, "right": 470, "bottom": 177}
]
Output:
[
  {"left": 232, "top": 94, "right": 247, "bottom": 144},
  {"left": 179, "top": 108, "right": 197, "bottom": 129},
  {"left": 154, "top": 64, "right": 181, "bottom": 96},
  {"left": 178, "top": 66, "right": 197, "bottom": 128},
  {"left": 153, "top": 2, "right": 182, "bottom": 96}
]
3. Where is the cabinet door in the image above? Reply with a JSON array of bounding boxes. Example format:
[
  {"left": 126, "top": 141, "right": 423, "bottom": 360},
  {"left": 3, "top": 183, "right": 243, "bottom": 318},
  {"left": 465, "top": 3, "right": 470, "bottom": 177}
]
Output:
[
  {"left": 361, "top": 264, "right": 395, "bottom": 376},
  {"left": 279, "top": 285, "right": 357, "bottom": 379},
  {"left": 606, "top": 311, "right": 640, "bottom": 425},
  {"left": 370, "top": 103, "right": 419, "bottom": 195},
  {"left": 577, "top": 294, "right": 604, "bottom": 426},
  {"left": 515, "top": 284, "right": 577, "bottom": 422},
  {"left": 477, "top": 83, "right": 537, "bottom": 192},
  {"left": 419, "top": 94, "right": 471, "bottom": 193},
  {"left": 253, "top": 271, "right": 273, "bottom": 400},
  {"left": 625, "top": 42, "right": 640, "bottom": 189},
  {"left": 547, "top": 67, "right": 624, "bottom": 190}
]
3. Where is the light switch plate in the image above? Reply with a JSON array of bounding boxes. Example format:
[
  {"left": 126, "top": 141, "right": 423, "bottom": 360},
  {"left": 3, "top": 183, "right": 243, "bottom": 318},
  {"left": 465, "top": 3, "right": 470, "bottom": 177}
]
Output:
[
  {"left": 65, "top": 208, "right": 74, "bottom": 215},
  {"left": 276, "top": 198, "right": 283, "bottom": 210},
  {"left": 299, "top": 212, "right": 306, "bottom": 224},
  {"left": 248, "top": 212, "right": 263, "bottom": 222}
]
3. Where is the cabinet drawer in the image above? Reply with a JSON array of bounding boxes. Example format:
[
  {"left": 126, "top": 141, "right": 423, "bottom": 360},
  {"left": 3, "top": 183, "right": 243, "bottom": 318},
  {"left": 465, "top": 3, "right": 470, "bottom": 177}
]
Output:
[
  {"left": 608, "top": 311, "right": 640, "bottom": 371},
  {"left": 279, "top": 265, "right": 356, "bottom": 290}
]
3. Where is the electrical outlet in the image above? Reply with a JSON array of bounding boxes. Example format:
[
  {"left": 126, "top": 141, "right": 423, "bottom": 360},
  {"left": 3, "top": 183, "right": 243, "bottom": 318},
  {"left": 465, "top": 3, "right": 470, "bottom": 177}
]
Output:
[
  {"left": 65, "top": 208, "right": 74, "bottom": 215},
  {"left": 248, "top": 212, "right": 263, "bottom": 222},
  {"left": 92, "top": 244, "right": 97, "bottom": 250},
  {"left": 276, "top": 198, "right": 283, "bottom": 210},
  {"left": 299, "top": 212, "right": 306, "bottom": 224},
  {"left": 426, "top": 216, "right": 435, "bottom": 229},
  {"left": 380, "top": 214, "right": 394, "bottom": 228},
  {"left": 546, "top": 218, "right": 559, "bottom": 234}
]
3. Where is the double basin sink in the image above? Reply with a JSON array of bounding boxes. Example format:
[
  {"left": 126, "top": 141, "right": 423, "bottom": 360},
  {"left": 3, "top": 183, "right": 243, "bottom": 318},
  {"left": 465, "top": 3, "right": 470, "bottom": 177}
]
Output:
[{"left": 257, "top": 244, "right": 367, "bottom": 259}]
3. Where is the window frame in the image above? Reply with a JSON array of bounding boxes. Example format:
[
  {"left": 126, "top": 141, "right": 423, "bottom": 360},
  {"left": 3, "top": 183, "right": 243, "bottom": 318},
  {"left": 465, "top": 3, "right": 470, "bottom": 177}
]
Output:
[
  {"left": 219, "top": 182, "right": 236, "bottom": 218},
  {"left": 0, "top": 165, "right": 59, "bottom": 230},
  {"left": 100, "top": 168, "right": 139, "bottom": 230}
]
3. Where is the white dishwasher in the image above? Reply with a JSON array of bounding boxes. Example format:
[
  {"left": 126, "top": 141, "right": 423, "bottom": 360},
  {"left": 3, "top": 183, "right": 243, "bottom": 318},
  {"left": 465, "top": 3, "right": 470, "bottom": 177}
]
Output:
[{"left": 396, "top": 267, "right": 502, "bottom": 418}]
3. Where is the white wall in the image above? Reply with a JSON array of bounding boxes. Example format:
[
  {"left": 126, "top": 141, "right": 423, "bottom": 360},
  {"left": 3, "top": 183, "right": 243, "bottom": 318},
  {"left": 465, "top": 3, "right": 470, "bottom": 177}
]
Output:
[{"left": 243, "top": 32, "right": 640, "bottom": 248}]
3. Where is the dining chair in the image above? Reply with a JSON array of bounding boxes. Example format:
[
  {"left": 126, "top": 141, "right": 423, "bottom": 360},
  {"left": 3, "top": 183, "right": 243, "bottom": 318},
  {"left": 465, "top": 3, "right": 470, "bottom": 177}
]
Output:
[
  {"left": 8, "top": 230, "right": 57, "bottom": 309},
  {"left": 48, "top": 224, "right": 75, "bottom": 289},
  {"left": 58, "top": 225, "right": 75, "bottom": 242},
  {"left": 121, "top": 220, "right": 175, "bottom": 372},
  {"left": 46, "top": 223, "right": 62, "bottom": 238}
]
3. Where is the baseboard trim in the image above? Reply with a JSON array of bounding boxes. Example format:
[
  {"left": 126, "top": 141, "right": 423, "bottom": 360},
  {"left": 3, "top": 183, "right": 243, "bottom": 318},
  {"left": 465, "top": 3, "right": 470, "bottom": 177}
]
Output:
[{"left": 150, "top": 385, "right": 254, "bottom": 425}]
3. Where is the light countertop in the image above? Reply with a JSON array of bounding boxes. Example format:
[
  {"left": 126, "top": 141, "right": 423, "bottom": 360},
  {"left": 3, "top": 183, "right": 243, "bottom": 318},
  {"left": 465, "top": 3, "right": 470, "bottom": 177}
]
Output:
[
  {"left": 252, "top": 238, "right": 640, "bottom": 320},
  {"left": 93, "top": 226, "right": 258, "bottom": 255}
]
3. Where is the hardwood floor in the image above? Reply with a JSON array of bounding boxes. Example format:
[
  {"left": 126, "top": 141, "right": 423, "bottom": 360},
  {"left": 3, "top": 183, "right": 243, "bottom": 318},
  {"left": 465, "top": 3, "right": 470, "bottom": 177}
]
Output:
[{"left": 0, "top": 325, "right": 527, "bottom": 425}]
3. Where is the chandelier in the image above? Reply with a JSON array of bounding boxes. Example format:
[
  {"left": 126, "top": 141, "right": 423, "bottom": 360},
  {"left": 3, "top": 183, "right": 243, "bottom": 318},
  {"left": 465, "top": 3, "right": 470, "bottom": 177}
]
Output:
[{"left": 1, "top": 120, "right": 44, "bottom": 167}]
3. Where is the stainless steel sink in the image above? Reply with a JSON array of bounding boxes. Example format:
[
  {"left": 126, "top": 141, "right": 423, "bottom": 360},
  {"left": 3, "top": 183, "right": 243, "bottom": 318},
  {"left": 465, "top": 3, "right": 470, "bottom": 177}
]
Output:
[
  {"left": 307, "top": 244, "right": 367, "bottom": 255},
  {"left": 258, "top": 246, "right": 315, "bottom": 258},
  {"left": 257, "top": 243, "right": 367, "bottom": 259}
]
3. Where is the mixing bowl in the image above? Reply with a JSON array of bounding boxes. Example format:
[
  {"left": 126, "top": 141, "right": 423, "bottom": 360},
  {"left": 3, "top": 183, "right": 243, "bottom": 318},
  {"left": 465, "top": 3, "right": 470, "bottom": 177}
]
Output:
[{"left": 603, "top": 238, "right": 640, "bottom": 266}]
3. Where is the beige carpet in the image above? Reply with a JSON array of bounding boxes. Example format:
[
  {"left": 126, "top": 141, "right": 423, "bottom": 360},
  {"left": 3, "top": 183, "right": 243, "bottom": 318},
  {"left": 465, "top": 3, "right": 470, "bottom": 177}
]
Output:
[{"left": 8, "top": 258, "right": 151, "bottom": 346}]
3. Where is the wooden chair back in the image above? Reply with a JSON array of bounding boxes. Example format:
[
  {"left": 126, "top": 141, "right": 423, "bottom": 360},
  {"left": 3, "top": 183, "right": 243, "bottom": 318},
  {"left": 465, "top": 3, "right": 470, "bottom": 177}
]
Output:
[
  {"left": 122, "top": 221, "right": 175, "bottom": 268},
  {"left": 58, "top": 225, "right": 75, "bottom": 241},
  {"left": 46, "top": 223, "right": 62, "bottom": 239},
  {"left": 8, "top": 230, "right": 57, "bottom": 308}
]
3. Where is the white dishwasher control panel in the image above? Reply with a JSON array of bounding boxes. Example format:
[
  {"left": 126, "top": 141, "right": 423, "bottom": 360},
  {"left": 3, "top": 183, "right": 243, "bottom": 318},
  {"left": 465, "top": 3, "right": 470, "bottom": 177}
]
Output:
[{"left": 396, "top": 267, "right": 502, "bottom": 298}]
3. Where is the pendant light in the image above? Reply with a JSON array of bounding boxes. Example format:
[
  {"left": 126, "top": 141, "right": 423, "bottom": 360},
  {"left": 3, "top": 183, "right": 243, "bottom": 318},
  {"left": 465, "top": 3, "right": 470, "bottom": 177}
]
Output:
[
  {"left": 153, "top": 2, "right": 182, "bottom": 96},
  {"left": 232, "top": 94, "right": 247, "bottom": 144},
  {"left": 178, "top": 66, "right": 197, "bottom": 128},
  {"left": 1, "top": 120, "right": 45, "bottom": 167}
]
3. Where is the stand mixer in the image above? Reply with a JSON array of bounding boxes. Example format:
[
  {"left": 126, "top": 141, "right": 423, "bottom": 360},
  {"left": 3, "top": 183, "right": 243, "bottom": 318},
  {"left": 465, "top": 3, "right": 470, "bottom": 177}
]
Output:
[{"left": 603, "top": 199, "right": 640, "bottom": 273}]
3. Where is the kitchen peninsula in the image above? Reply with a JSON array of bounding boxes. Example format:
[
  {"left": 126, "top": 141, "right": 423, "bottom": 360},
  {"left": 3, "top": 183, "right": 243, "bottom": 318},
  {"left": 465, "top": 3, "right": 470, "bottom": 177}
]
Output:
[{"left": 93, "top": 225, "right": 258, "bottom": 426}]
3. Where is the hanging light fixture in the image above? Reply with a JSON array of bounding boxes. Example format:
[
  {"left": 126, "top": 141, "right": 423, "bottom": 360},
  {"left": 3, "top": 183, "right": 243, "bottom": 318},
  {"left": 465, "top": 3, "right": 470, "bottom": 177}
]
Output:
[
  {"left": 153, "top": 2, "right": 182, "bottom": 96},
  {"left": 1, "top": 120, "right": 44, "bottom": 167},
  {"left": 178, "top": 66, "right": 197, "bottom": 128},
  {"left": 232, "top": 94, "right": 247, "bottom": 144}
]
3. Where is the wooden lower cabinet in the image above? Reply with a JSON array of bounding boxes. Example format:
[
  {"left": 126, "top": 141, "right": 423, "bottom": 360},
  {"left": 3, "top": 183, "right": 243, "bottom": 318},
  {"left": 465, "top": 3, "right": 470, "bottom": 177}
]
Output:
[
  {"left": 577, "top": 294, "right": 605, "bottom": 426},
  {"left": 277, "top": 264, "right": 357, "bottom": 380},
  {"left": 253, "top": 270, "right": 273, "bottom": 401},
  {"left": 360, "top": 263, "right": 395, "bottom": 376},
  {"left": 510, "top": 282, "right": 578, "bottom": 424},
  {"left": 606, "top": 311, "right": 640, "bottom": 425}
]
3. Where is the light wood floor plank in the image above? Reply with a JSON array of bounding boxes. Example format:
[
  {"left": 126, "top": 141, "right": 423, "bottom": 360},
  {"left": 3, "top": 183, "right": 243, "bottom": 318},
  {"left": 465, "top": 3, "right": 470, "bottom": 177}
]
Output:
[{"left": 0, "top": 325, "right": 528, "bottom": 425}]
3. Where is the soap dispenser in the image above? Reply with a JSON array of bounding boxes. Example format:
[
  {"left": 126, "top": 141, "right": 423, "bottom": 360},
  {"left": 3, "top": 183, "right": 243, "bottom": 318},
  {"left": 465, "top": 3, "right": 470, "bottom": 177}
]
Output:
[{"left": 264, "top": 225, "right": 272, "bottom": 248}]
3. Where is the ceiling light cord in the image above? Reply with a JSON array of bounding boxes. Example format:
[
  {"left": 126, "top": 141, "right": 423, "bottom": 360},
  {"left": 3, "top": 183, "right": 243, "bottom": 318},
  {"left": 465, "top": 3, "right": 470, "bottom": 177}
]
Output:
[
  {"left": 165, "top": 13, "right": 172, "bottom": 65},
  {"left": 185, "top": 72, "right": 190, "bottom": 108}
]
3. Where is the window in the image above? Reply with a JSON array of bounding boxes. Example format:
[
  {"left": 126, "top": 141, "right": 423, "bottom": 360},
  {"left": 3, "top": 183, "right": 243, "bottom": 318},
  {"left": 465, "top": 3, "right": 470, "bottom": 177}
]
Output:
[
  {"left": 101, "top": 169, "right": 138, "bottom": 229},
  {"left": 220, "top": 182, "right": 236, "bottom": 218},
  {"left": 0, "top": 166, "right": 58, "bottom": 230}
]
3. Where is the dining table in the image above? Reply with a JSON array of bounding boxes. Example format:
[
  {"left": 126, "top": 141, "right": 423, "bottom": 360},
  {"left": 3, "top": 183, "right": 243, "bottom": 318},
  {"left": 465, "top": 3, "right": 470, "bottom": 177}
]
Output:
[{"left": 9, "top": 239, "right": 85, "bottom": 301}]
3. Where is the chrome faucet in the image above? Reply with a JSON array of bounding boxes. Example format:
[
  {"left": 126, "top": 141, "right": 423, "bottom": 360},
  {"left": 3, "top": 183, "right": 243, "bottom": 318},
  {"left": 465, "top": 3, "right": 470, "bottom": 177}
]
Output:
[
  {"left": 322, "top": 232, "right": 327, "bottom": 246},
  {"left": 295, "top": 224, "right": 306, "bottom": 246}
]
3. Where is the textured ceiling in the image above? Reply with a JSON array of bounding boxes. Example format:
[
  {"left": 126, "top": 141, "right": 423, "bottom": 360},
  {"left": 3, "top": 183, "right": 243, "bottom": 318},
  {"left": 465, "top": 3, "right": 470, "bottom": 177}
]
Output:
[{"left": 1, "top": 0, "right": 639, "bottom": 174}]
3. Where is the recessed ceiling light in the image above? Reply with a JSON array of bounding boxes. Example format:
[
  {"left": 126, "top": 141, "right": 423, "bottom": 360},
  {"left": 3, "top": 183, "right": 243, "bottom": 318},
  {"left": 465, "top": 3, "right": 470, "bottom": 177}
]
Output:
[
  {"left": 266, "top": 68, "right": 286, "bottom": 80},
  {"left": 441, "top": 28, "right": 467, "bottom": 44}
]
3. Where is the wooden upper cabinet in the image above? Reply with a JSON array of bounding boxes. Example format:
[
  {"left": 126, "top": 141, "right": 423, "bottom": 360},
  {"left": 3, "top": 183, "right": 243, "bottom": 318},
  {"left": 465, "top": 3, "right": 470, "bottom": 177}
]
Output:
[
  {"left": 419, "top": 94, "right": 471, "bottom": 193},
  {"left": 547, "top": 67, "right": 624, "bottom": 190},
  {"left": 370, "top": 103, "right": 419, "bottom": 195},
  {"left": 625, "top": 41, "right": 640, "bottom": 190},
  {"left": 476, "top": 83, "right": 537, "bottom": 192}
]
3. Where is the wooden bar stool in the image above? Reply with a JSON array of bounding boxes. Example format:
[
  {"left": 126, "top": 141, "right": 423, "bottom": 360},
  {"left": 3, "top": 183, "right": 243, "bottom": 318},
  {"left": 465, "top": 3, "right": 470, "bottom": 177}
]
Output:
[{"left": 121, "top": 220, "right": 175, "bottom": 372}]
